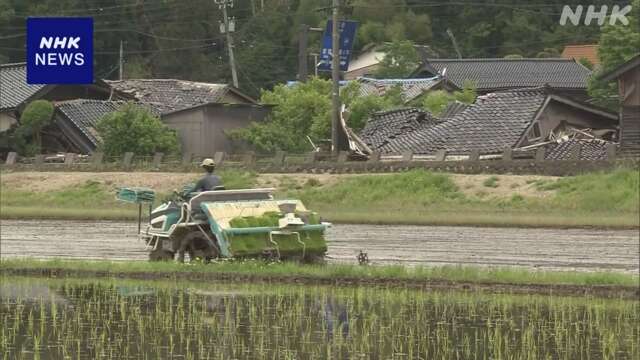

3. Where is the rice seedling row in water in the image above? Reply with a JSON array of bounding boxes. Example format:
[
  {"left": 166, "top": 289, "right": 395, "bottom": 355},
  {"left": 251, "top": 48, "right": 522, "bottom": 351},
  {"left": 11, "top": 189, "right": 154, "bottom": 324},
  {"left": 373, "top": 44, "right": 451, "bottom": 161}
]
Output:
[{"left": 0, "top": 277, "right": 638, "bottom": 359}]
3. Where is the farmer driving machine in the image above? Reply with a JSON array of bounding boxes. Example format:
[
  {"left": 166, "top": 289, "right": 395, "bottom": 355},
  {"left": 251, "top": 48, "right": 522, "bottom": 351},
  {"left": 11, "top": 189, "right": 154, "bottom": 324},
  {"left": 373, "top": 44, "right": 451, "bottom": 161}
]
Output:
[{"left": 117, "top": 185, "right": 329, "bottom": 262}]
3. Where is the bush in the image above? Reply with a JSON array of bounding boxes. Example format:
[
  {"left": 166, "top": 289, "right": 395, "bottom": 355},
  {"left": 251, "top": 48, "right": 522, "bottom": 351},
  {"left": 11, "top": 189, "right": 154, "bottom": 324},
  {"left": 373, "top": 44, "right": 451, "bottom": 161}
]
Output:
[{"left": 96, "top": 103, "right": 180, "bottom": 156}]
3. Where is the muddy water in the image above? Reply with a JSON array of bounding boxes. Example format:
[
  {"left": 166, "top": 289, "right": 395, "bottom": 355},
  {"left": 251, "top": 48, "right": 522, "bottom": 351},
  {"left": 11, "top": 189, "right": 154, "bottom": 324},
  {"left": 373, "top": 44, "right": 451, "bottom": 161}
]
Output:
[{"left": 1, "top": 220, "right": 638, "bottom": 273}]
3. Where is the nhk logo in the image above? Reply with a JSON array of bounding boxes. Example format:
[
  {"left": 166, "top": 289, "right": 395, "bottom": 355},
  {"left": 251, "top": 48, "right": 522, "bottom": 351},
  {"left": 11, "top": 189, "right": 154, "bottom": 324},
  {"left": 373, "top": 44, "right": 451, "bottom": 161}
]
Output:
[
  {"left": 27, "top": 17, "right": 93, "bottom": 84},
  {"left": 560, "top": 4, "right": 633, "bottom": 26}
]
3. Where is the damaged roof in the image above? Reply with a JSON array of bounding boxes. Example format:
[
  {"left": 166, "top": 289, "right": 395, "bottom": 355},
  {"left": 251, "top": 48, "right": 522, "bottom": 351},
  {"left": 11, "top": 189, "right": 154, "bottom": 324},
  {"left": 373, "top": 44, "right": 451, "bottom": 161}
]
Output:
[
  {"left": 361, "top": 87, "right": 617, "bottom": 156},
  {"left": 439, "top": 101, "right": 470, "bottom": 119},
  {"left": 55, "top": 99, "right": 161, "bottom": 151},
  {"left": 359, "top": 108, "right": 442, "bottom": 152},
  {"left": 544, "top": 138, "right": 612, "bottom": 161},
  {"left": 412, "top": 58, "right": 592, "bottom": 91},
  {"left": 355, "top": 76, "right": 450, "bottom": 103},
  {"left": 0, "top": 63, "right": 46, "bottom": 110},
  {"left": 376, "top": 88, "right": 548, "bottom": 155},
  {"left": 107, "top": 79, "right": 257, "bottom": 113}
]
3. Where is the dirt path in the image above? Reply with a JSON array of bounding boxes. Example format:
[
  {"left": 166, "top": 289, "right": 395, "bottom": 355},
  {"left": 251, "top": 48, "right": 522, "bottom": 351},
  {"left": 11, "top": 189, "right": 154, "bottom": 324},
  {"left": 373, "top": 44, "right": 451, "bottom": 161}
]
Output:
[{"left": 1, "top": 220, "right": 637, "bottom": 273}]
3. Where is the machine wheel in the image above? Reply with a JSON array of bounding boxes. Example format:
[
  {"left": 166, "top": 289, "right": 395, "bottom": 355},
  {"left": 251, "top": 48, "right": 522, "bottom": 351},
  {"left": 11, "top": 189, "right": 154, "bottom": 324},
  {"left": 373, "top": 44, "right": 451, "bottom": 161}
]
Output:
[
  {"left": 177, "top": 230, "right": 219, "bottom": 263},
  {"left": 149, "top": 249, "right": 175, "bottom": 261}
]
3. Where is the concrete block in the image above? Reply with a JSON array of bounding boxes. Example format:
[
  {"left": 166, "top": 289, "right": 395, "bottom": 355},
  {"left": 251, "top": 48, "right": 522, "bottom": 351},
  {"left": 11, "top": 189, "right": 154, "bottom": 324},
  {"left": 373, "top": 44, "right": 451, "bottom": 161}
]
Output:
[{"left": 401, "top": 150, "right": 413, "bottom": 162}]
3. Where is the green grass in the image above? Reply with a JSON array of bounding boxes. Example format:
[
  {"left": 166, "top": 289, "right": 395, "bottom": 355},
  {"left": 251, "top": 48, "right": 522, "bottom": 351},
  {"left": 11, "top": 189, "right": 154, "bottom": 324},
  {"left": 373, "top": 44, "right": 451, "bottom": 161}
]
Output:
[
  {"left": 0, "top": 170, "right": 258, "bottom": 220},
  {"left": 483, "top": 176, "right": 500, "bottom": 188},
  {"left": 290, "top": 168, "right": 639, "bottom": 228},
  {"left": 1, "top": 258, "right": 637, "bottom": 287},
  {"left": 2, "top": 168, "right": 638, "bottom": 228}
]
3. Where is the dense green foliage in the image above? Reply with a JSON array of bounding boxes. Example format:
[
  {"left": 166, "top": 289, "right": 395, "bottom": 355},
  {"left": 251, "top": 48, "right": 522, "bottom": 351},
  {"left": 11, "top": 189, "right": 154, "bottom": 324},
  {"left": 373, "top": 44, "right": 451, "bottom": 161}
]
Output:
[
  {"left": 422, "top": 81, "right": 477, "bottom": 116},
  {"left": 96, "top": 103, "right": 180, "bottom": 156},
  {"left": 0, "top": 0, "right": 612, "bottom": 98},
  {"left": 230, "top": 77, "right": 404, "bottom": 152},
  {"left": 12, "top": 100, "right": 54, "bottom": 155},
  {"left": 373, "top": 40, "right": 421, "bottom": 78},
  {"left": 588, "top": 0, "right": 640, "bottom": 109}
]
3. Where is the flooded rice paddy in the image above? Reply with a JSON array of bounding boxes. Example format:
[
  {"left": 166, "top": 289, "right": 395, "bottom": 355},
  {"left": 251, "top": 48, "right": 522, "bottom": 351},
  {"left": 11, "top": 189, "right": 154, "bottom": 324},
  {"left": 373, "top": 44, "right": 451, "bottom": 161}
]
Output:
[
  {"left": 1, "top": 276, "right": 638, "bottom": 360},
  {"left": 1, "top": 220, "right": 638, "bottom": 273}
]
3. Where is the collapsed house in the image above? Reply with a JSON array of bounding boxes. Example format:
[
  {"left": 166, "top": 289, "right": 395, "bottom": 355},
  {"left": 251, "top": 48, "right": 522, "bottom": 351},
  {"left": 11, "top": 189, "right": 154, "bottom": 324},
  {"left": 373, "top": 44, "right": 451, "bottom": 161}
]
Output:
[
  {"left": 359, "top": 86, "right": 618, "bottom": 160},
  {"left": 1, "top": 69, "right": 272, "bottom": 156},
  {"left": 0, "top": 62, "right": 129, "bottom": 133},
  {"left": 52, "top": 100, "right": 162, "bottom": 154},
  {"left": 106, "top": 79, "right": 270, "bottom": 156},
  {"left": 106, "top": 79, "right": 258, "bottom": 112}
]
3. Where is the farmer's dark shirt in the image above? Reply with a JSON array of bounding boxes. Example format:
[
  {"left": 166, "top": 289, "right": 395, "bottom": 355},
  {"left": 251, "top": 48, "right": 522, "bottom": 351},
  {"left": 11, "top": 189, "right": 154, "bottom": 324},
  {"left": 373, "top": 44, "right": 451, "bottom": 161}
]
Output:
[{"left": 194, "top": 173, "right": 222, "bottom": 192}]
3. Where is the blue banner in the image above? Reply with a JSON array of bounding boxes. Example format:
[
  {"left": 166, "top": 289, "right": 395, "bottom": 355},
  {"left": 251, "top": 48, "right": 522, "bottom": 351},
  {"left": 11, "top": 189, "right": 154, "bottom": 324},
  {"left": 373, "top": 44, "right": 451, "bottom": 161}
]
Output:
[
  {"left": 27, "top": 17, "right": 94, "bottom": 84},
  {"left": 318, "top": 20, "right": 357, "bottom": 72}
]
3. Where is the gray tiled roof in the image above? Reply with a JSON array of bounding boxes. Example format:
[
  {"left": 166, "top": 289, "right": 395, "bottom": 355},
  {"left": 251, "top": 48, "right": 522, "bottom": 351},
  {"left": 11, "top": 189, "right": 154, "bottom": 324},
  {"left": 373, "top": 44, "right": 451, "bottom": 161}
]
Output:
[
  {"left": 359, "top": 108, "right": 442, "bottom": 152},
  {"left": 106, "top": 79, "right": 242, "bottom": 113},
  {"left": 56, "top": 99, "right": 161, "bottom": 147},
  {"left": 376, "top": 88, "right": 549, "bottom": 155},
  {"left": 356, "top": 77, "right": 442, "bottom": 102},
  {"left": 439, "top": 101, "right": 470, "bottom": 119},
  {"left": 0, "top": 63, "right": 46, "bottom": 110},
  {"left": 415, "top": 58, "right": 591, "bottom": 91},
  {"left": 544, "top": 139, "right": 611, "bottom": 160}
]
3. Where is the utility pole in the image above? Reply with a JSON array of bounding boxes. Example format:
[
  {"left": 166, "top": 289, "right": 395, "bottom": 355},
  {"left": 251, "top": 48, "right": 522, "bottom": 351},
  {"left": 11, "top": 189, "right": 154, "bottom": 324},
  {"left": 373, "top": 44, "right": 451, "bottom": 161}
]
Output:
[
  {"left": 311, "top": 53, "right": 319, "bottom": 76},
  {"left": 298, "top": 24, "right": 309, "bottom": 82},
  {"left": 298, "top": 25, "right": 324, "bottom": 82},
  {"left": 118, "top": 40, "right": 124, "bottom": 80},
  {"left": 331, "top": 0, "right": 341, "bottom": 156},
  {"left": 217, "top": 0, "right": 239, "bottom": 88}
]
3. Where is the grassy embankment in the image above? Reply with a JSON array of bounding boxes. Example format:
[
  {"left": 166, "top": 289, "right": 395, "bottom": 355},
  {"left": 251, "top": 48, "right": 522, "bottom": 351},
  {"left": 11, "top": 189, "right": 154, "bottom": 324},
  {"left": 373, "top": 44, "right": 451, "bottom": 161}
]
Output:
[
  {"left": 1, "top": 258, "right": 637, "bottom": 289},
  {"left": 1, "top": 168, "right": 638, "bottom": 227},
  {"left": 292, "top": 168, "right": 640, "bottom": 228}
]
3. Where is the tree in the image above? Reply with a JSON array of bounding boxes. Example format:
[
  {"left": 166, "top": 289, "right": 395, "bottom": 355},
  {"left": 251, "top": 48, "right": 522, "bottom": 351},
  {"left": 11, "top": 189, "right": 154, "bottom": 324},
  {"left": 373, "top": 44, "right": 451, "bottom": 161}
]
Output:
[
  {"left": 536, "top": 48, "right": 561, "bottom": 58},
  {"left": 341, "top": 82, "right": 404, "bottom": 131},
  {"left": 96, "top": 104, "right": 180, "bottom": 156},
  {"left": 422, "top": 81, "right": 477, "bottom": 116},
  {"left": 577, "top": 57, "right": 594, "bottom": 70},
  {"left": 588, "top": 0, "right": 640, "bottom": 109},
  {"left": 230, "top": 77, "right": 406, "bottom": 153},
  {"left": 374, "top": 40, "right": 421, "bottom": 78},
  {"left": 229, "top": 78, "right": 332, "bottom": 153},
  {"left": 15, "top": 100, "right": 54, "bottom": 155}
]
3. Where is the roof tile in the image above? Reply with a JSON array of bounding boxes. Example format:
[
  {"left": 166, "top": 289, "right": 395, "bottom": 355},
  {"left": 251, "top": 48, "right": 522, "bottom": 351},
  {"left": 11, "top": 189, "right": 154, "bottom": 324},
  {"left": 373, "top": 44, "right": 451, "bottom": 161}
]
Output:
[
  {"left": 0, "top": 63, "right": 45, "bottom": 110},
  {"left": 416, "top": 58, "right": 591, "bottom": 91},
  {"left": 106, "top": 79, "right": 235, "bottom": 113}
]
